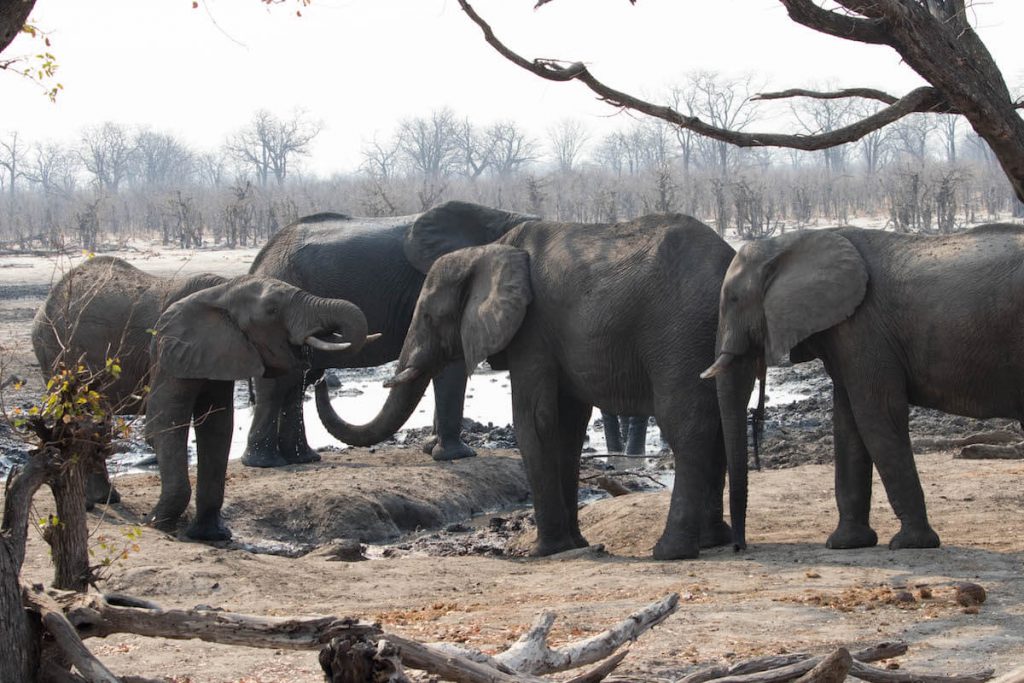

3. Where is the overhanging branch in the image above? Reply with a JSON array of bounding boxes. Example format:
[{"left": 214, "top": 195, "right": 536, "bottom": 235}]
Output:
[{"left": 459, "top": 1, "right": 960, "bottom": 152}]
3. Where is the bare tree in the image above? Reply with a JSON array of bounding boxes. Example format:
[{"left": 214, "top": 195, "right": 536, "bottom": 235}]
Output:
[
  {"left": 458, "top": 0, "right": 1024, "bottom": 202},
  {"left": 689, "top": 71, "right": 761, "bottom": 176},
  {"left": 790, "top": 82, "right": 856, "bottom": 173},
  {"left": 547, "top": 118, "right": 589, "bottom": 172},
  {"left": 132, "top": 128, "right": 195, "bottom": 187},
  {"left": 938, "top": 113, "right": 962, "bottom": 164},
  {"left": 25, "top": 141, "right": 79, "bottom": 198},
  {"left": 0, "top": 130, "right": 26, "bottom": 202},
  {"left": 397, "top": 107, "right": 462, "bottom": 180},
  {"left": 78, "top": 122, "right": 134, "bottom": 193},
  {"left": 196, "top": 151, "right": 228, "bottom": 187},
  {"left": 486, "top": 120, "right": 539, "bottom": 176},
  {"left": 225, "top": 109, "right": 321, "bottom": 187},
  {"left": 891, "top": 113, "right": 938, "bottom": 166}
]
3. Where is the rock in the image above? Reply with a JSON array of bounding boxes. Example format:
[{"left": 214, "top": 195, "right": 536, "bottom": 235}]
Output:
[{"left": 954, "top": 581, "right": 986, "bottom": 607}]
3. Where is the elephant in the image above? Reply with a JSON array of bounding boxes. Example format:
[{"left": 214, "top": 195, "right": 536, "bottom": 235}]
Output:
[
  {"left": 314, "top": 213, "right": 737, "bottom": 560},
  {"left": 32, "top": 255, "right": 369, "bottom": 539},
  {"left": 243, "top": 201, "right": 532, "bottom": 468},
  {"left": 702, "top": 223, "right": 1024, "bottom": 553},
  {"left": 600, "top": 410, "right": 648, "bottom": 455}
]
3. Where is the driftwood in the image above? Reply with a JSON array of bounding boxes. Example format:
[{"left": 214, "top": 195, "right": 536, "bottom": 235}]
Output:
[
  {"left": 675, "top": 641, "right": 994, "bottom": 683},
  {"left": 912, "top": 430, "right": 1024, "bottom": 460},
  {"left": 26, "top": 586, "right": 676, "bottom": 682}
]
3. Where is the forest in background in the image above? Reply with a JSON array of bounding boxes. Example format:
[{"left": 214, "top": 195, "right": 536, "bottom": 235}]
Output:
[{"left": 1, "top": 72, "right": 1022, "bottom": 252}]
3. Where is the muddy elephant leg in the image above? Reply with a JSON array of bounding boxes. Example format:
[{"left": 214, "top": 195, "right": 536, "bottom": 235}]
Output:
[
  {"left": 653, "top": 391, "right": 719, "bottom": 560},
  {"left": 278, "top": 371, "right": 320, "bottom": 464},
  {"left": 425, "top": 361, "right": 474, "bottom": 462},
  {"left": 846, "top": 374, "right": 939, "bottom": 549},
  {"left": 146, "top": 377, "right": 201, "bottom": 533},
  {"left": 558, "top": 393, "right": 592, "bottom": 549},
  {"left": 625, "top": 415, "right": 648, "bottom": 456},
  {"left": 826, "top": 383, "right": 879, "bottom": 549},
  {"left": 601, "top": 410, "right": 624, "bottom": 453},
  {"left": 241, "top": 375, "right": 290, "bottom": 468},
  {"left": 188, "top": 380, "right": 235, "bottom": 541}
]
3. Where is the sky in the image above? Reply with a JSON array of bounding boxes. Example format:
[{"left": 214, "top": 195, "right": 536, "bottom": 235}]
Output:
[{"left": 2, "top": 0, "right": 1023, "bottom": 176}]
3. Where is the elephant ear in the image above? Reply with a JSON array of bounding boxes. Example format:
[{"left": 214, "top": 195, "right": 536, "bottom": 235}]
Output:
[
  {"left": 763, "top": 230, "right": 868, "bottom": 363},
  {"left": 404, "top": 201, "right": 534, "bottom": 273},
  {"left": 152, "top": 284, "right": 264, "bottom": 380},
  {"left": 458, "top": 245, "right": 533, "bottom": 375}
]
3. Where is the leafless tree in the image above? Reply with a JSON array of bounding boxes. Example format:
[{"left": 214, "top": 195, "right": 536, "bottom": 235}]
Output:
[
  {"left": 484, "top": 120, "right": 539, "bottom": 177},
  {"left": 225, "top": 109, "right": 321, "bottom": 187},
  {"left": 0, "top": 131, "right": 26, "bottom": 202},
  {"left": 547, "top": 118, "right": 589, "bottom": 172},
  {"left": 78, "top": 122, "right": 134, "bottom": 193},
  {"left": 397, "top": 107, "right": 462, "bottom": 180},
  {"left": 938, "top": 113, "right": 962, "bottom": 164},
  {"left": 196, "top": 151, "right": 228, "bottom": 187},
  {"left": 689, "top": 71, "right": 761, "bottom": 176},
  {"left": 458, "top": 0, "right": 1024, "bottom": 203},
  {"left": 890, "top": 113, "right": 938, "bottom": 166},
  {"left": 132, "top": 128, "right": 195, "bottom": 187},
  {"left": 25, "top": 141, "right": 79, "bottom": 198},
  {"left": 790, "top": 82, "right": 856, "bottom": 173}
]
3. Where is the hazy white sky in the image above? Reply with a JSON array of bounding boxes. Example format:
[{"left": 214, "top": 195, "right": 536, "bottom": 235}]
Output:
[{"left": 3, "top": 0, "right": 1023, "bottom": 175}]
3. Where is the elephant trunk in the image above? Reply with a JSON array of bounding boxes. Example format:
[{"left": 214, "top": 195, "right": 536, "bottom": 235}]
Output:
[
  {"left": 714, "top": 353, "right": 758, "bottom": 552},
  {"left": 292, "top": 293, "right": 371, "bottom": 353},
  {"left": 315, "top": 368, "right": 431, "bottom": 447}
]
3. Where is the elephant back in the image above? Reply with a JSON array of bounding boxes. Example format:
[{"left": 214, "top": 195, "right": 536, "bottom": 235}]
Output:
[{"left": 31, "top": 256, "right": 218, "bottom": 413}]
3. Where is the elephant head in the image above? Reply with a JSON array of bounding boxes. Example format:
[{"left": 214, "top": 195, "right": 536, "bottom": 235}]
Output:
[
  {"left": 315, "top": 244, "right": 532, "bottom": 446},
  {"left": 153, "top": 275, "right": 372, "bottom": 381},
  {"left": 701, "top": 229, "right": 868, "bottom": 551},
  {"left": 403, "top": 201, "right": 535, "bottom": 273}
]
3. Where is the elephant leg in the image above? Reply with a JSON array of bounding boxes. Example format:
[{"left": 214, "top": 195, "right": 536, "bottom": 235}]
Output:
[
  {"left": 601, "top": 410, "right": 624, "bottom": 453},
  {"left": 85, "top": 468, "right": 120, "bottom": 508},
  {"left": 625, "top": 415, "right": 648, "bottom": 456},
  {"left": 278, "top": 372, "right": 320, "bottom": 464},
  {"left": 146, "top": 378, "right": 201, "bottom": 534},
  {"left": 188, "top": 380, "right": 234, "bottom": 541},
  {"left": 826, "top": 383, "right": 879, "bottom": 549},
  {"left": 653, "top": 393, "right": 718, "bottom": 560},
  {"left": 510, "top": 370, "right": 577, "bottom": 556},
  {"left": 700, "top": 429, "right": 731, "bottom": 549},
  {"left": 846, "top": 375, "right": 940, "bottom": 549},
  {"left": 557, "top": 393, "right": 592, "bottom": 549},
  {"left": 426, "top": 361, "right": 475, "bottom": 462},
  {"left": 241, "top": 375, "right": 290, "bottom": 468}
]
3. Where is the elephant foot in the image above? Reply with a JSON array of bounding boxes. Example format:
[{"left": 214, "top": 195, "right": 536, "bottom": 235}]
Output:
[
  {"left": 85, "top": 473, "right": 120, "bottom": 507},
  {"left": 889, "top": 523, "right": 940, "bottom": 550},
  {"left": 241, "top": 446, "right": 289, "bottom": 468},
  {"left": 826, "top": 522, "right": 879, "bottom": 549},
  {"left": 186, "top": 515, "right": 233, "bottom": 542},
  {"left": 700, "top": 519, "right": 733, "bottom": 549},
  {"left": 530, "top": 535, "right": 587, "bottom": 557},
  {"left": 430, "top": 439, "right": 476, "bottom": 462},
  {"left": 148, "top": 509, "right": 182, "bottom": 535},
  {"left": 284, "top": 445, "right": 322, "bottom": 465},
  {"left": 653, "top": 533, "right": 700, "bottom": 561}
]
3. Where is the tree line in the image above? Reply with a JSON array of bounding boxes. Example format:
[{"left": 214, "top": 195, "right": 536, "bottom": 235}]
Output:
[{"left": 0, "top": 73, "right": 1021, "bottom": 252}]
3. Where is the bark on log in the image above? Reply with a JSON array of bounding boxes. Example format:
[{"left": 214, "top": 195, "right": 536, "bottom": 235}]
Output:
[
  {"left": 794, "top": 648, "right": 851, "bottom": 683},
  {"left": 23, "top": 585, "right": 120, "bottom": 683},
  {"left": 849, "top": 660, "right": 993, "bottom": 683},
  {"left": 956, "top": 443, "right": 1024, "bottom": 460},
  {"left": 681, "top": 642, "right": 908, "bottom": 683}
]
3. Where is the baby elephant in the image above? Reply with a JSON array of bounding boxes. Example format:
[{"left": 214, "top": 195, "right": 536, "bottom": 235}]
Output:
[{"left": 33, "top": 256, "right": 370, "bottom": 540}]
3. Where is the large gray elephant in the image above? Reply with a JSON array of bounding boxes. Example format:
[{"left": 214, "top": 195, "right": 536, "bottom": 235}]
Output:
[
  {"left": 315, "top": 214, "right": 737, "bottom": 560},
  {"left": 702, "top": 223, "right": 1024, "bottom": 553},
  {"left": 32, "top": 256, "right": 369, "bottom": 540},
  {"left": 243, "top": 201, "right": 532, "bottom": 467}
]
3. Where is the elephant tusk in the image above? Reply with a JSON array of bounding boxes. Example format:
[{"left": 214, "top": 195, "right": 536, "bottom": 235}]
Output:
[
  {"left": 305, "top": 335, "right": 352, "bottom": 352},
  {"left": 366, "top": 332, "right": 383, "bottom": 344},
  {"left": 700, "top": 352, "right": 734, "bottom": 380},
  {"left": 384, "top": 366, "right": 421, "bottom": 388}
]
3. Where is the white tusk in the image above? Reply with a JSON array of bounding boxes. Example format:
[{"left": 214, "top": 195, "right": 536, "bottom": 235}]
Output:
[
  {"left": 305, "top": 335, "right": 352, "bottom": 352},
  {"left": 383, "top": 366, "right": 421, "bottom": 388},
  {"left": 700, "top": 352, "right": 734, "bottom": 380},
  {"left": 366, "top": 332, "right": 383, "bottom": 343}
]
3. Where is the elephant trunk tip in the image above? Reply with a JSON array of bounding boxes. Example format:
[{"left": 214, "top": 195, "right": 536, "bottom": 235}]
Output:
[{"left": 701, "top": 352, "right": 735, "bottom": 379}]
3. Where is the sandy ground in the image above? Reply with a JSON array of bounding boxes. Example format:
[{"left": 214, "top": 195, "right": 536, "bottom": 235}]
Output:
[{"left": 3, "top": 242, "right": 1024, "bottom": 682}]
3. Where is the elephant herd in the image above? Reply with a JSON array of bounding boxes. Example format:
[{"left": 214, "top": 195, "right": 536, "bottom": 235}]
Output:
[{"left": 29, "top": 200, "right": 1024, "bottom": 560}]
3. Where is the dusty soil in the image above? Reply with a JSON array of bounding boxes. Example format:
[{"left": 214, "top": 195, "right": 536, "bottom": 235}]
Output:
[{"left": 3, "top": 244, "right": 1024, "bottom": 682}]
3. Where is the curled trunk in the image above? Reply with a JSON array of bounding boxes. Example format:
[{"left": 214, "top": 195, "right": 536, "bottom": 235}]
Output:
[
  {"left": 294, "top": 294, "right": 370, "bottom": 354},
  {"left": 315, "top": 372, "right": 431, "bottom": 447}
]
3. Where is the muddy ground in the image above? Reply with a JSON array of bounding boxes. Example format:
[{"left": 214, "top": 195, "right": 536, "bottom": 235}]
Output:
[{"left": 3, "top": 245, "right": 1024, "bottom": 682}]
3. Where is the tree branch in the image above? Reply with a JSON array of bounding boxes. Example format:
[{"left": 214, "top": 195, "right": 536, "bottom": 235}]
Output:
[
  {"left": 753, "top": 88, "right": 900, "bottom": 105},
  {"left": 776, "top": 0, "right": 892, "bottom": 44},
  {"left": 457, "top": 1, "right": 956, "bottom": 152},
  {"left": 2, "top": 448, "right": 59, "bottom": 574}
]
